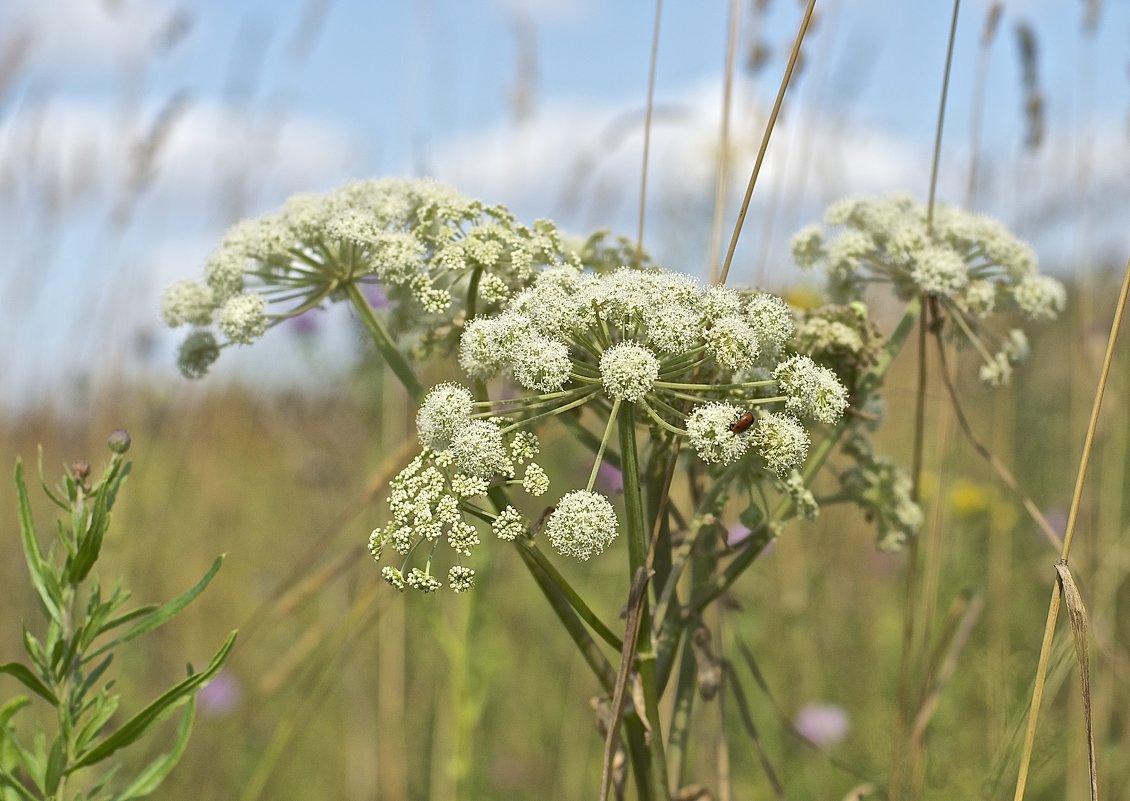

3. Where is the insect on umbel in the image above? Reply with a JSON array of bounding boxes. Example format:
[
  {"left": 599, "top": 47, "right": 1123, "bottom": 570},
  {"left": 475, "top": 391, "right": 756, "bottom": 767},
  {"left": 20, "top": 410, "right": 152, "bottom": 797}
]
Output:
[{"left": 729, "top": 410, "right": 755, "bottom": 435}]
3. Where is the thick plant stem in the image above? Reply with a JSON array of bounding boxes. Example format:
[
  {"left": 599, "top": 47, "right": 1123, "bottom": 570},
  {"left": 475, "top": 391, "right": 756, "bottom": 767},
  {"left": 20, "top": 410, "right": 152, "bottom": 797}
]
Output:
[
  {"left": 618, "top": 404, "right": 671, "bottom": 800},
  {"left": 344, "top": 281, "right": 425, "bottom": 403}
]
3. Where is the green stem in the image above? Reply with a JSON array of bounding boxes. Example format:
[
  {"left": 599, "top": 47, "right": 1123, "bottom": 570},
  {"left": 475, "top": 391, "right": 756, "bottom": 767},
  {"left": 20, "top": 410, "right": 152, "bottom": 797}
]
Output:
[
  {"left": 682, "top": 297, "right": 923, "bottom": 617},
  {"left": 343, "top": 281, "right": 425, "bottom": 403},
  {"left": 617, "top": 405, "right": 670, "bottom": 800},
  {"left": 588, "top": 400, "right": 623, "bottom": 491},
  {"left": 665, "top": 633, "right": 698, "bottom": 789},
  {"left": 514, "top": 541, "right": 616, "bottom": 692},
  {"left": 519, "top": 538, "right": 622, "bottom": 651}
]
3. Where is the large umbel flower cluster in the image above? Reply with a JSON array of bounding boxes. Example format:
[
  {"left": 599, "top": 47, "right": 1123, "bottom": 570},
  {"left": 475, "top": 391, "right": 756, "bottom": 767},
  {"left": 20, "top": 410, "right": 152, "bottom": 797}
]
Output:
[
  {"left": 161, "top": 178, "right": 573, "bottom": 378},
  {"left": 369, "top": 264, "right": 851, "bottom": 592},
  {"left": 791, "top": 194, "right": 1066, "bottom": 386}
]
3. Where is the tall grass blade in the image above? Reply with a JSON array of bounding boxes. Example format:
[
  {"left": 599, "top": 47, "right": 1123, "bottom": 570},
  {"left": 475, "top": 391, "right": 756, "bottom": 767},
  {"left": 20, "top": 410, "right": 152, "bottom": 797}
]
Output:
[{"left": 1054, "top": 562, "right": 1098, "bottom": 801}]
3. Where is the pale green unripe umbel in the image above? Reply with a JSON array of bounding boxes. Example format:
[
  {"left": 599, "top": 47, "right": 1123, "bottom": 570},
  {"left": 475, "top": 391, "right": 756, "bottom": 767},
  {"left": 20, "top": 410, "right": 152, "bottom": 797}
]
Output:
[{"left": 177, "top": 330, "right": 221, "bottom": 379}]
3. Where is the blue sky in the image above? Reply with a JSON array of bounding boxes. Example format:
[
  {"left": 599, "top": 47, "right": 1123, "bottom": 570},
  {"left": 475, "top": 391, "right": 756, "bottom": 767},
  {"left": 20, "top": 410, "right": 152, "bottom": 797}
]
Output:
[{"left": 1, "top": 0, "right": 1127, "bottom": 411}]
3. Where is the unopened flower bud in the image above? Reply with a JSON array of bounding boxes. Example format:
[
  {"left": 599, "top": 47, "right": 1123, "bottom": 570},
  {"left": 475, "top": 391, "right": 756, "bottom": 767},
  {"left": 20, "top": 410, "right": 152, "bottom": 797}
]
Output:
[{"left": 107, "top": 428, "right": 132, "bottom": 454}]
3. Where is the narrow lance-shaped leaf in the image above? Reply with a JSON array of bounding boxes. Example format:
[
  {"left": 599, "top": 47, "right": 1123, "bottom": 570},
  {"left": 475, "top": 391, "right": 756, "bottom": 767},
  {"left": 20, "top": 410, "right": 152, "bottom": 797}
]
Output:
[
  {"left": 111, "top": 701, "right": 196, "bottom": 800},
  {"left": 44, "top": 734, "right": 67, "bottom": 796},
  {"left": 14, "top": 461, "right": 63, "bottom": 625},
  {"left": 86, "top": 557, "right": 225, "bottom": 662},
  {"left": 0, "top": 764, "right": 39, "bottom": 801},
  {"left": 35, "top": 447, "right": 70, "bottom": 512},
  {"left": 69, "top": 631, "right": 236, "bottom": 771},
  {"left": 67, "top": 471, "right": 116, "bottom": 585},
  {"left": 0, "top": 664, "right": 59, "bottom": 706}
]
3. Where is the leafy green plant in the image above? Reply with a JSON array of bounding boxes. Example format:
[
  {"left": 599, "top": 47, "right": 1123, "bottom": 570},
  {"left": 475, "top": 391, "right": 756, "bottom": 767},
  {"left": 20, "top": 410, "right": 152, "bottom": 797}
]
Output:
[{"left": 0, "top": 431, "right": 235, "bottom": 801}]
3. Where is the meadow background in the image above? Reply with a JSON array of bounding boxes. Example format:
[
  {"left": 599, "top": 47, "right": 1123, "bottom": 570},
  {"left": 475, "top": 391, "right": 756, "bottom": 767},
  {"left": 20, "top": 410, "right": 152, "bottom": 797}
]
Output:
[{"left": 2, "top": 1, "right": 1129, "bottom": 799}]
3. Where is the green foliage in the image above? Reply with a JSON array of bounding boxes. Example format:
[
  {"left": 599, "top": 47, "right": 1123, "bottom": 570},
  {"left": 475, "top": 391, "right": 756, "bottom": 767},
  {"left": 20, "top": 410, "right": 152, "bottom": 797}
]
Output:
[{"left": 0, "top": 436, "right": 235, "bottom": 801}]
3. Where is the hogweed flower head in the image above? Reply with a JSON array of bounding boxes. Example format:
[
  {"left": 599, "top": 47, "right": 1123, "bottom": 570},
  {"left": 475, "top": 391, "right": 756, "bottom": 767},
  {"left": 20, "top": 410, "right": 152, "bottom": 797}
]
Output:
[
  {"left": 545, "top": 490, "right": 619, "bottom": 560},
  {"left": 162, "top": 179, "right": 578, "bottom": 378},
  {"left": 366, "top": 243, "right": 847, "bottom": 585},
  {"left": 791, "top": 194, "right": 1064, "bottom": 385}
]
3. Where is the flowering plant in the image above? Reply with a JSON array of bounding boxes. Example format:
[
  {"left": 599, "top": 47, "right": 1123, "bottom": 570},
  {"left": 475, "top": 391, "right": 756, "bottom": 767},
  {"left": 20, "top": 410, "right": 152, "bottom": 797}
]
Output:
[{"left": 162, "top": 179, "right": 1063, "bottom": 798}]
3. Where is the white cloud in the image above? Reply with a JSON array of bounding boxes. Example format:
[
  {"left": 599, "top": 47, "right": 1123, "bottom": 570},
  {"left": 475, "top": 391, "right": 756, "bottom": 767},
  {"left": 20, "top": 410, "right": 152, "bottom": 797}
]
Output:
[
  {"left": 0, "top": 97, "right": 363, "bottom": 217},
  {"left": 425, "top": 74, "right": 1130, "bottom": 277},
  {"left": 3, "top": 0, "right": 178, "bottom": 72},
  {"left": 426, "top": 76, "right": 925, "bottom": 277}
]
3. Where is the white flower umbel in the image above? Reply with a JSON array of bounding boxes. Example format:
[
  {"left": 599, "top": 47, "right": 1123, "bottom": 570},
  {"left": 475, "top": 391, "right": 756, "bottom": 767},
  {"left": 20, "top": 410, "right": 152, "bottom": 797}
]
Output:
[
  {"left": 512, "top": 335, "right": 572, "bottom": 392},
  {"left": 217, "top": 293, "right": 268, "bottom": 345},
  {"left": 792, "top": 193, "right": 1065, "bottom": 385},
  {"left": 443, "top": 265, "right": 848, "bottom": 491},
  {"left": 163, "top": 179, "right": 577, "bottom": 377},
  {"left": 744, "top": 293, "right": 795, "bottom": 356},
  {"left": 492, "top": 506, "right": 528, "bottom": 541},
  {"left": 545, "top": 490, "right": 619, "bottom": 560},
  {"left": 450, "top": 420, "right": 512, "bottom": 479},
  {"left": 751, "top": 412, "right": 810, "bottom": 476},
  {"left": 774, "top": 355, "right": 849, "bottom": 425},
  {"left": 368, "top": 418, "right": 546, "bottom": 592},
  {"left": 448, "top": 566, "right": 476, "bottom": 593},
  {"left": 1013, "top": 275, "right": 1066, "bottom": 321},
  {"left": 600, "top": 342, "right": 660, "bottom": 402},
  {"left": 161, "top": 280, "right": 216, "bottom": 327},
  {"left": 705, "top": 317, "right": 759, "bottom": 372},
  {"left": 417, "top": 383, "right": 475, "bottom": 450},
  {"left": 685, "top": 402, "right": 751, "bottom": 465}
]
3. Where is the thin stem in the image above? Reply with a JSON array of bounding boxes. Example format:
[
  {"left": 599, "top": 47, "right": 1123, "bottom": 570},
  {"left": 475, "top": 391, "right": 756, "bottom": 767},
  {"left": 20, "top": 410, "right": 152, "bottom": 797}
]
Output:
[
  {"left": 343, "top": 281, "right": 425, "bottom": 403},
  {"left": 926, "top": 0, "right": 961, "bottom": 227},
  {"left": 718, "top": 0, "right": 816, "bottom": 285},
  {"left": 708, "top": 0, "right": 742, "bottom": 283},
  {"left": 588, "top": 400, "right": 623, "bottom": 492},
  {"left": 519, "top": 538, "right": 622, "bottom": 651},
  {"left": 635, "top": 0, "right": 663, "bottom": 270},
  {"left": 1013, "top": 255, "right": 1130, "bottom": 801}
]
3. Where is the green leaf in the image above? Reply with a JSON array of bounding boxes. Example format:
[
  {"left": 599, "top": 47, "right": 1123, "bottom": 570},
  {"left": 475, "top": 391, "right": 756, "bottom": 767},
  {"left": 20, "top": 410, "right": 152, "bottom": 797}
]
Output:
[
  {"left": 67, "top": 481, "right": 112, "bottom": 585},
  {"left": 75, "top": 691, "right": 120, "bottom": 755},
  {"left": 90, "top": 604, "right": 153, "bottom": 645},
  {"left": 0, "top": 765, "right": 37, "bottom": 801},
  {"left": 35, "top": 447, "right": 69, "bottom": 512},
  {"left": 0, "top": 697, "right": 30, "bottom": 728},
  {"left": 111, "top": 702, "right": 196, "bottom": 800},
  {"left": 86, "top": 558, "right": 225, "bottom": 662},
  {"left": 14, "top": 461, "right": 63, "bottom": 625},
  {"left": 70, "top": 631, "right": 236, "bottom": 771},
  {"left": 0, "top": 664, "right": 58, "bottom": 706},
  {"left": 76, "top": 657, "right": 114, "bottom": 705},
  {"left": 44, "top": 736, "right": 65, "bottom": 795},
  {"left": 20, "top": 628, "right": 48, "bottom": 677}
]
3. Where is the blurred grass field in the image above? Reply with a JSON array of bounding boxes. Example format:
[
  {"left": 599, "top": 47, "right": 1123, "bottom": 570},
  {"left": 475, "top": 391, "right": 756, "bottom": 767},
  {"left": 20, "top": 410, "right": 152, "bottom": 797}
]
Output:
[{"left": 2, "top": 271, "right": 1127, "bottom": 800}]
